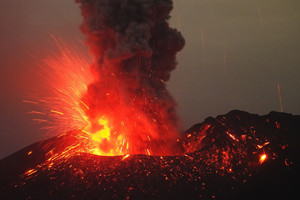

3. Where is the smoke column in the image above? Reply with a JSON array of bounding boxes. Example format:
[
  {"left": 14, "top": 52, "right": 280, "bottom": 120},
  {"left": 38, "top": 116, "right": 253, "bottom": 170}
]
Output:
[{"left": 76, "top": 0, "right": 185, "bottom": 155}]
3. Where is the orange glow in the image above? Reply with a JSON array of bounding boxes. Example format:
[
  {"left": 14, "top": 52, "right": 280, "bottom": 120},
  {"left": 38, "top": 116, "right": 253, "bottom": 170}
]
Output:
[
  {"left": 24, "top": 36, "right": 177, "bottom": 160},
  {"left": 24, "top": 35, "right": 92, "bottom": 138},
  {"left": 257, "top": 141, "right": 269, "bottom": 149},
  {"left": 91, "top": 117, "right": 111, "bottom": 142},
  {"left": 82, "top": 116, "right": 129, "bottom": 156},
  {"left": 25, "top": 169, "right": 37, "bottom": 176},
  {"left": 122, "top": 154, "right": 130, "bottom": 160},
  {"left": 259, "top": 154, "right": 267, "bottom": 164},
  {"left": 226, "top": 131, "right": 239, "bottom": 142}
]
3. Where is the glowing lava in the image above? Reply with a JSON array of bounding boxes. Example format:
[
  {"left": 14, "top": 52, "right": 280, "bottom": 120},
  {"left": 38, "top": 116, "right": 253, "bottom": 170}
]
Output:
[
  {"left": 84, "top": 116, "right": 128, "bottom": 156},
  {"left": 259, "top": 154, "right": 267, "bottom": 164},
  {"left": 24, "top": 37, "right": 172, "bottom": 158},
  {"left": 25, "top": 0, "right": 186, "bottom": 158},
  {"left": 76, "top": 0, "right": 185, "bottom": 156},
  {"left": 2, "top": 110, "right": 298, "bottom": 200}
]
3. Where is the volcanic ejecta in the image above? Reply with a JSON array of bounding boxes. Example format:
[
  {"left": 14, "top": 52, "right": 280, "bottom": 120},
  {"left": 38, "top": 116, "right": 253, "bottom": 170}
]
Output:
[{"left": 76, "top": 0, "right": 185, "bottom": 155}]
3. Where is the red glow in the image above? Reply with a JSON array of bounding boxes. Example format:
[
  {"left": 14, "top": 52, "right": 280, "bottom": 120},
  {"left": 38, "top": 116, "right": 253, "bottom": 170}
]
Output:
[
  {"left": 25, "top": 36, "right": 177, "bottom": 158},
  {"left": 226, "top": 131, "right": 239, "bottom": 142},
  {"left": 259, "top": 154, "right": 267, "bottom": 164}
]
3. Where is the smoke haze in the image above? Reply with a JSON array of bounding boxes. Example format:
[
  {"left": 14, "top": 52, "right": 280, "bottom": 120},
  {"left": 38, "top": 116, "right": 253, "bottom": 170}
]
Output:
[{"left": 77, "top": 0, "right": 185, "bottom": 154}]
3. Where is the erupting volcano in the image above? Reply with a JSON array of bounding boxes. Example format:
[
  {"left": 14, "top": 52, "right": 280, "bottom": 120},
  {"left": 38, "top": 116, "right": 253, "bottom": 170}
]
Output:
[
  {"left": 78, "top": 0, "right": 184, "bottom": 156},
  {"left": 0, "top": 0, "right": 299, "bottom": 199}
]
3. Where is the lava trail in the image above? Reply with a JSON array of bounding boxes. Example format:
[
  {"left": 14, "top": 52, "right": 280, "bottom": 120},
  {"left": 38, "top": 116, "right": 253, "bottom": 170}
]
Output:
[{"left": 76, "top": 0, "right": 185, "bottom": 156}]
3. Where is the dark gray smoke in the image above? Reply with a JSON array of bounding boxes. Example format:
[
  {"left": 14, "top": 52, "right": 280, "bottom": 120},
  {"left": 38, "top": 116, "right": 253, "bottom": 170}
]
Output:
[{"left": 76, "top": 0, "right": 185, "bottom": 155}]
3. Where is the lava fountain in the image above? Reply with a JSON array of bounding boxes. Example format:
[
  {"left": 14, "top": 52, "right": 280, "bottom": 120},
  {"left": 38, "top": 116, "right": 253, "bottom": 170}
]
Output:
[{"left": 77, "top": 0, "right": 185, "bottom": 156}]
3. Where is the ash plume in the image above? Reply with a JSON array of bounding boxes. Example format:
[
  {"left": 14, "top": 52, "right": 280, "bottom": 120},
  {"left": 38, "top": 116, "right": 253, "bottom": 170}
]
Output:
[{"left": 76, "top": 0, "right": 185, "bottom": 155}]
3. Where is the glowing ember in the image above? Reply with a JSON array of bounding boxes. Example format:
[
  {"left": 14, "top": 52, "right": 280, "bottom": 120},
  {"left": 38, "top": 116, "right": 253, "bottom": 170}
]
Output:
[
  {"left": 259, "top": 154, "right": 267, "bottom": 164},
  {"left": 226, "top": 131, "right": 239, "bottom": 142},
  {"left": 1, "top": 110, "right": 298, "bottom": 200},
  {"left": 83, "top": 116, "right": 129, "bottom": 156},
  {"left": 277, "top": 83, "right": 283, "bottom": 112},
  {"left": 24, "top": 169, "right": 37, "bottom": 177},
  {"left": 122, "top": 154, "right": 130, "bottom": 161},
  {"left": 24, "top": 35, "right": 92, "bottom": 137}
]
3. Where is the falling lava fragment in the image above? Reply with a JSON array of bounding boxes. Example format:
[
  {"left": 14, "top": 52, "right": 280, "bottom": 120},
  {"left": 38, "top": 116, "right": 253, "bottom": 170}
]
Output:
[
  {"left": 259, "top": 154, "right": 267, "bottom": 164},
  {"left": 0, "top": 110, "right": 299, "bottom": 200}
]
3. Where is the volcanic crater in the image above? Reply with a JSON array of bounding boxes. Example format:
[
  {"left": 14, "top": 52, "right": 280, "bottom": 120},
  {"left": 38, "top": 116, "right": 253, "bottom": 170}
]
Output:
[{"left": 1, "top": 110, "right": 299, "bottom": 199}]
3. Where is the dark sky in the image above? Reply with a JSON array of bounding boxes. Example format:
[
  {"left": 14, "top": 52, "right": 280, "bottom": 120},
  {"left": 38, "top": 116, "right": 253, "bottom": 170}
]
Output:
[{"left": 0, "top": 0, "right": 299, "bottom": 158}]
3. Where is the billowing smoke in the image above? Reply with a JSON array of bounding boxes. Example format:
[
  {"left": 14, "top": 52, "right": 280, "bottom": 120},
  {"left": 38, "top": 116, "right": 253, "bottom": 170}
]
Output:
[{"left": 76, "top": 0, "right": 185, "bottom": 155}]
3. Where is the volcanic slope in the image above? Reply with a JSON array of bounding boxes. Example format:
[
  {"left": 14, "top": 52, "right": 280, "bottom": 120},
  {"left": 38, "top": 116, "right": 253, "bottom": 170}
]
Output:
[{"left": 0, "top": 110, "right": 299, "bottom": 199}]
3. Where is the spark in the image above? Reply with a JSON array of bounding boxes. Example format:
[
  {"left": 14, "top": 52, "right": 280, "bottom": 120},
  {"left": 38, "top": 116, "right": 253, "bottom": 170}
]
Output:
[
  {"left": 146, "top": 149, "right": 151, "bottom": 156},
  {"left": 224, "top": 53, "right": 227, "bottom": 75},
  {"left": 24, "top": 169, "right": 37, "bottom": 176},
  {"left": 80, "top": 100, "right": 90, "bottom": 110},
  {"left": 201, "top": 26, "right": 204, "bottom": 49},
  {"left": 257, "top": 7, "right": 264, "bottom": 30},
  {"left": 51, "top": 110, "right": 64, "bottom": 115},
  {"left": 32, "top": 119, "right": 48, "bottom": 123},
  {"left": 259, "top": 154, "right": 267, "bottom": 164},
  {"left": 277, "top": 83, "right": 283, "bottom": 112},
  {"left": 226, "top": 132, "right": 239, "bottom": 142},
  {"left": 24, "top": 35, "right": 92, "bottom": 137},
  {"left": 285, "top": 158, "right": 292, "bottom": 166},
  {"left": 257, "top": 141, "right": 269, "bottom": 149},
  {"left": 122, "top": 154, "right": 130, "bottom": 161},
  {"left": 22, "top": 100, "right": 39, "bottom": 105},
  {"left": 24, "top": 36, "right": 140, "bottom": 157}
]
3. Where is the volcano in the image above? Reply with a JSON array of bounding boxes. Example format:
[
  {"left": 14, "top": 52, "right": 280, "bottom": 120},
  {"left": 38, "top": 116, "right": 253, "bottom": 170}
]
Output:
[{"left": 0, "top": 110, "right": 299, "bottom": 199}]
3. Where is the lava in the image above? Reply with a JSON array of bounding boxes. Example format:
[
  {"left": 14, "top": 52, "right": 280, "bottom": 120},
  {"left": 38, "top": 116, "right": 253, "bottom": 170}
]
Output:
[
  {"left": 76, "top": 0, "right": 185, "bottom": 156},
  {"left": 24, "top": 0, "right": 186, "bottom": 159},
  {"left": 83, "top": 116, "right": 129, "bottom": 156},
  {"left": 1, "top": 110, "right": 298, "bottom": 199},
  {"left": 23, "top": 35, "right": 92, "bottom": 137},
  {"left": 259, "top": 154, "right": 267, "bottom": 164}
]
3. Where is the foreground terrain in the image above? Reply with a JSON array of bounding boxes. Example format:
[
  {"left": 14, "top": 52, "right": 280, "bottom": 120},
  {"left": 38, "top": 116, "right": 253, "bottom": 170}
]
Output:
[{"left": 0, "top": 110, "right": 299, "bottom": 199}]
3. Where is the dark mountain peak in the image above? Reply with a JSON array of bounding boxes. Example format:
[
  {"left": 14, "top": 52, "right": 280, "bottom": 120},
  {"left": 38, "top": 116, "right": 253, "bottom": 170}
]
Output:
[{"left": 1, "top": 110, "right": 299, "bottom": 199}]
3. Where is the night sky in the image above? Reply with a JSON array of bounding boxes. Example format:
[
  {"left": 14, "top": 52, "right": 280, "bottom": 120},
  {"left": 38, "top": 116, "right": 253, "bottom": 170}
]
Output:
[{"left": 0, "top": 0, "right": 299, "bottom": 158}]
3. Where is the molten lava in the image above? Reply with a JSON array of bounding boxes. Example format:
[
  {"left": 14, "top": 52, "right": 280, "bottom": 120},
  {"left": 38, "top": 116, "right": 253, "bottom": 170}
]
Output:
[
  {"left": 259, "top": 154, "right": 267, "bottom": 164},
  {"left": 76, "top": 0, "right": 185, "bottom": 156},
  {"left": 1, "top": 110, "right": 298, "bottom": 200},
  {"left": 83, "top": 116, "right": 129, "bottom": 156}
]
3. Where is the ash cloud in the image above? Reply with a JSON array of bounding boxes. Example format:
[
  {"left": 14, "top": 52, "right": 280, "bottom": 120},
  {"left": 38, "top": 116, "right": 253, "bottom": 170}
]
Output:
[{"left": 76, "top": 0, "right": 185, "bottom": 154}]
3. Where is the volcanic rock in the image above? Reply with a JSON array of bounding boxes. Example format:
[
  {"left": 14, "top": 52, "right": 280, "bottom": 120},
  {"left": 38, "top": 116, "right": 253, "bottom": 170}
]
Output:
[{"left": 0, "top": 110, "right": 299, "bottom": 199}]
